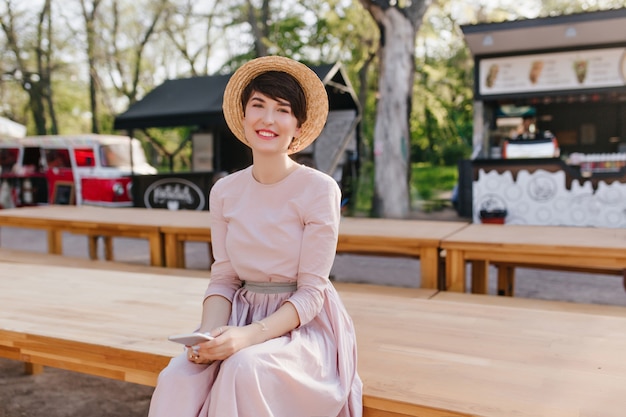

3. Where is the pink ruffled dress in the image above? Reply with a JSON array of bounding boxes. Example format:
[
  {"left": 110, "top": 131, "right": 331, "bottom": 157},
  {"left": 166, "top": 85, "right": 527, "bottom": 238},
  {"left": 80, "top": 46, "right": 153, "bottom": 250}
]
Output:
[{"left": 148, "top": 165, "right": 362, "bottom": 417}]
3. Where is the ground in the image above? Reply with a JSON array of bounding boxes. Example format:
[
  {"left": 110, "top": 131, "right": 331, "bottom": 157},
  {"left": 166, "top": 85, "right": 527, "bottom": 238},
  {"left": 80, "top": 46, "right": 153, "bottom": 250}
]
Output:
[{"left": 1, "top": 208, "right": 625, "bottom": 416}]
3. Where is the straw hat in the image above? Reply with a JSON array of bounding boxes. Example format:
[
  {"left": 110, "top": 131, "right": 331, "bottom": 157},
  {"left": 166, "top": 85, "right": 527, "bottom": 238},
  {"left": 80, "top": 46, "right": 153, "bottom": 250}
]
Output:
[{"left": 222, "top": 56, "right": 329, "bottom": 154}]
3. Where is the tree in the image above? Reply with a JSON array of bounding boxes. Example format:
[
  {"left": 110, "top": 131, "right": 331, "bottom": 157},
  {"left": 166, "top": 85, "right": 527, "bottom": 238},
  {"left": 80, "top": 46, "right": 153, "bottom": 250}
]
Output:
[
  {"left": 0, "top": 0, "right": 58, "bottom": 134},
  {"left": 412, "top": 0, "right": 474, "bottom": 165},
  {"left": 358, "top": 0, "right": 432, "bottom": 218},
  {"left": 161, "top": 0, "right": 225, "bottom": 77},
  {"left": 100, "top": 0, "right": 169, "bottom": 106},
  {"left": 78, "top": 0, "right": 104, "bottom": 133}
]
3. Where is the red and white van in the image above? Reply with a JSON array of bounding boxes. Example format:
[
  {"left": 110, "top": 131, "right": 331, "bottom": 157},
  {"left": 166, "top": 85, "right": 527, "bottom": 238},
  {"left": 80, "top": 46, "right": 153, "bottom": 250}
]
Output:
[{"left": 0, "top": 134, "right": 157, "bottom": 208}]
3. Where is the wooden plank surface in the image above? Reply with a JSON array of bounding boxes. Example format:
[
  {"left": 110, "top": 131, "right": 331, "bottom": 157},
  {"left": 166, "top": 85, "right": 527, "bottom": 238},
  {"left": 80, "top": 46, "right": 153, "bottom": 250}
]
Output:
[
  {"left": 441, "top": 223, "right": 626, "bottom": 256},
  {"left": 441, "top": 224, "right": 626, "bottom": 292},
  {"left": 0, "top": 205, "right": 171, "bottom": 229},
  {"left": 2, "top": 262, "right": 625, "bottom": 416},
  {"left": 161, "top": 217, "right": 469, "bottom": 288},
  {"left": 337, "top": 218, "right": 468, "bottom": 255},
  {"left": 0, "top": 248, "right": 210, "bottom": 278},
  {"left": 432, "top": 291, "right": 626, "bottom": 317},
  {"left": 0, "top": 206, "right": 167, "bottom": 265}
]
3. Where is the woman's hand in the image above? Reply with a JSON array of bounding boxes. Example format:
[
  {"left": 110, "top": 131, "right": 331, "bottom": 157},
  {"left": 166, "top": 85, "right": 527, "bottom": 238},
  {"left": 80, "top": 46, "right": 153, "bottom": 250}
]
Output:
[{"left": 186, "top": 325, "right": 258, "bottom": 364}]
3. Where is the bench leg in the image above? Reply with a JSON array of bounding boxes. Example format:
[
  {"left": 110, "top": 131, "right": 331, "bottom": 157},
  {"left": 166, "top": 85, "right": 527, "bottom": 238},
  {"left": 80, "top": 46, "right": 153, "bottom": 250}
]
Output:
[
  {"left": 47, "top": 230, "right": 63, "bottom": 255},
  {"left": 419, "top": 247, "right": 439, "bottom": 289},
  {"left": 103, "top": 236, "right": 113, "bottom": 260},
  {"left": 445, "top": 249, "right": 466, "bottom": 292},
  {"left": 148, "top": 233, "right": 165, "bottom": 267},
  {"left": 471, "top": 260, "right": 489, "bottom": 294},
  {"left": 497, "top": 266, "right": 515, "bottom": 296},
  {"left": 24, "top": 362, "right": 44, "bottom": 375},
  {"left": 89, "top": 235, "right": 114, "bottom": 261},
  {"left": 88, "top": 235, "right": 99, "bottom": 259}
]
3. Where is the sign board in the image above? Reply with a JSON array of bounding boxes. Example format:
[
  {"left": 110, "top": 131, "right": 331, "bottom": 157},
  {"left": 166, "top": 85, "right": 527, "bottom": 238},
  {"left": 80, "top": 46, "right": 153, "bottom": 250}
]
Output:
[
  {"left": 132, "top": 172, "right": 212, "bottom": 210},
  {"left": 478, "top": 47, "right": 626, "bottom": 97}
]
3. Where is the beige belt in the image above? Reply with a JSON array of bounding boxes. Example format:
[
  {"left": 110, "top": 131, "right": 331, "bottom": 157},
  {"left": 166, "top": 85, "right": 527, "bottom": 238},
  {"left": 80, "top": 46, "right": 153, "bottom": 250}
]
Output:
[{"left": 242, "top": 281, "right": 297, "bottom": 294}]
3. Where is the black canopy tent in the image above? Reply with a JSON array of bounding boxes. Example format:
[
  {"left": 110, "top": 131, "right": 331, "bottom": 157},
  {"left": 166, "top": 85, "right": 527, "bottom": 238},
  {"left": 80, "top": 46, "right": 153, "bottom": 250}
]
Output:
[{"left": 114, "top": 63, "right": 360, "bottom": 175}]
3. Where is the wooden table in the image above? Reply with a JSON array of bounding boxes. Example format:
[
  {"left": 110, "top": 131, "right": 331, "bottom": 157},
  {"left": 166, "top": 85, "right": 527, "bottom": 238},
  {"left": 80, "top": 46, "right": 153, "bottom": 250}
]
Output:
[
  {"left": 159, "top": 210, "right": 212, "bottom": 269},
  {"left": 0, "top": 206, "right": 168, "bottom": 266},
  {"left": 337, "top": 218, "right": 468, "bottom": 289},
  {"left": 161, "top": 216, "right": 469, "bottom": 289},
  {"left": 440, "top": 224, "right": 626, "bottom": 294},
  {"left": 2, "top": 262, "right": 626, "bottom": 417}
]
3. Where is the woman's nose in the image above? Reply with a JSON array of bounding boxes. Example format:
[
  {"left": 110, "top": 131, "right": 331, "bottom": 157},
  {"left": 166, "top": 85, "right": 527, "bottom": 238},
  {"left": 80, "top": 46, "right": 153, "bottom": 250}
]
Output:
[{"left": 262, "top": 109, "right": 274, "bottom": 124}]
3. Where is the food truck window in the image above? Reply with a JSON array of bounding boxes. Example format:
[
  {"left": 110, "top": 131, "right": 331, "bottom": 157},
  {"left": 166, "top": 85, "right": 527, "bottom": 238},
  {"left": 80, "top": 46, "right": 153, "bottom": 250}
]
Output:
[
  {"left": 23, "top": 147, "right": 42, "bottom": 170},
  {"left": 74, "top": 148, "right": 96, "bottom": 167},
  {"left": 0, "top": 148, "right": 18, "bottom": 172},
  {"left": 45, "top": 149, "right": 71, "bottom": 168}
]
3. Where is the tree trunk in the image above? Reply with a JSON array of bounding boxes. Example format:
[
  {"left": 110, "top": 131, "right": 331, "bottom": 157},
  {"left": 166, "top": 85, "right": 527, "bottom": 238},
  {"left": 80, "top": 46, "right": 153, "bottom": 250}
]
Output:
[
  {"left": 358, "top": 0, "right": 430, "bottom": 218},
  {"left": 81, "top": 0, "right": 103, "bottom": 133},
  {"left": 372, "top": 8, "right": 416, "bottom": 218}
]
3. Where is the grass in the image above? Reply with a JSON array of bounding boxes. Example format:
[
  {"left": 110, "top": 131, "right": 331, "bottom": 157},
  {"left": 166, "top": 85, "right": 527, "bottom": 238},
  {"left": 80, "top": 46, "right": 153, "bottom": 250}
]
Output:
[{"left": 352, "top": 161, "right": 458, "bottom": 216}]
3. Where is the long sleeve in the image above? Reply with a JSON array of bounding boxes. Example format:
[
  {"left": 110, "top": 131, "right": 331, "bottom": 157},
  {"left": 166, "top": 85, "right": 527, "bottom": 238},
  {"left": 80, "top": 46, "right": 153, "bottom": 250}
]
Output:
[
  {"left": 287, "top": 176, "right": 341, "bottom": 326},
  {"left": 204, "top": 179, "right": 242, "bottom": 302}
]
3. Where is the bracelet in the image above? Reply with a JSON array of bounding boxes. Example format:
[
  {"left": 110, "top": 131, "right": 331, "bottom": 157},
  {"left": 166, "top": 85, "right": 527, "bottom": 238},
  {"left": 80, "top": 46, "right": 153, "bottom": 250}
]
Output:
[{"left": 252, "top": 320, "right": 267, "bottom": 331}]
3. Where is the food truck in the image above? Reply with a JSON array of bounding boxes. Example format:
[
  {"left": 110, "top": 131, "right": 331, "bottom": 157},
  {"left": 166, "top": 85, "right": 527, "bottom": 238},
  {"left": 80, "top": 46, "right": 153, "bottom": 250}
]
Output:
[
  {"left": 0, "top": 134, "right": 157, "bottom": 208},
  {"left": 457, "top": 8, "right": 626, "bottom": 227}
]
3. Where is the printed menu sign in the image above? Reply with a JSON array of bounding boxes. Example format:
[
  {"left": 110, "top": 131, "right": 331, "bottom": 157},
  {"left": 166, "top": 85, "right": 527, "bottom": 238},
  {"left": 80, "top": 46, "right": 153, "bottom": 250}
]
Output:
[{"left": 478, "top": 47, "right": 626, "bottom": 96}]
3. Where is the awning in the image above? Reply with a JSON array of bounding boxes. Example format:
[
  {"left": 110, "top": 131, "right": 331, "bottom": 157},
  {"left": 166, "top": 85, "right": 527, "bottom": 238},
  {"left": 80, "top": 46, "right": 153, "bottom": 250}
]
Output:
[{"left": 461, "top": 8, "right": 626, "bottom": 57}]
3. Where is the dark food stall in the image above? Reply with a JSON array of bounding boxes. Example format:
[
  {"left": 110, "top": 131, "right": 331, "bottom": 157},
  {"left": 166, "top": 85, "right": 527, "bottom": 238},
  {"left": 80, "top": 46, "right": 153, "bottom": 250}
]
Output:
[{"left": 458, "top": 8, "right": 626, "bottom": 227}]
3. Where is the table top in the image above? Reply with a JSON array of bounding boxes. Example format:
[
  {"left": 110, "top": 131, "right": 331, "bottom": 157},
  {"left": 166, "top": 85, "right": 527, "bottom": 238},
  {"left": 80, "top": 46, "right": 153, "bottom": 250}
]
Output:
[
  {"left": 0, "top": 206, "right": 468, "bottom": 243},
  {"left": 338, "top": 217, "right": 468, "bottom": 243},
  {"left": 2, "top": 261, "right": 625, "bottom": 417},
  {"left": 348, "top": 288, "right": 626, "bottom": 417},
  {"left": 0, "top": 205, "right": 179, "bottom": 229},
  {"left": 159, "top": 214, "right": 471, "bottom": 240},
  {"left": 441, "top": 223, "right": 626, "bottom": 255}
]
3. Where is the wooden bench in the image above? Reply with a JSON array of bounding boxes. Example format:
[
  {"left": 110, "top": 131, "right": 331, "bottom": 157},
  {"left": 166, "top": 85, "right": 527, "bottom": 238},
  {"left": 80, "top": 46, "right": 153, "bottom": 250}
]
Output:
[
  {"left": 440, "top": 223, "right": 626, "bottom": 294},
  {"left": 162, "top": 217, "right": 470, "bottom": 289},
  {"left": 2, "top": 261, "right": 626, "bottom": 416},
  {"left": 0, "top": 206, "right": 166, "bottom": 265}
]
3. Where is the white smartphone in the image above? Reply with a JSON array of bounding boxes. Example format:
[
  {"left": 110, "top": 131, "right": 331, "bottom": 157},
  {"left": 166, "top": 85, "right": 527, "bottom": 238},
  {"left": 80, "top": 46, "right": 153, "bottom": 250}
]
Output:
[{"left": 168, "top": 332, "right": 215, "bottom": 346}]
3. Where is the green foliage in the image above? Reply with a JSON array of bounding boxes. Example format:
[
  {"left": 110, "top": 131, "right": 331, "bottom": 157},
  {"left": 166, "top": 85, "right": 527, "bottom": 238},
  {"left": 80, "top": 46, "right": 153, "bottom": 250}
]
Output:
[
  {"left": 353, "top": 160, "right": 375, "bottom": 216},
  {"left": 409, "top": 1, "right": 475, "bottom": 166},
  {"left": 410, "top": 163, "right": 457, "bottom": 211},
  {"left": 353, "top": 161, "right": 458, "bottom": 216}
]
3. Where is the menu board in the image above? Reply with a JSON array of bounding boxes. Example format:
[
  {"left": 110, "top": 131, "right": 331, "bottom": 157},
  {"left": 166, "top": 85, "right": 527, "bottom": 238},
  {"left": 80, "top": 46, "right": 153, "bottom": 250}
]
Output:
[{"left": 478, "top": 47, "right": 626, "bottom": 96}]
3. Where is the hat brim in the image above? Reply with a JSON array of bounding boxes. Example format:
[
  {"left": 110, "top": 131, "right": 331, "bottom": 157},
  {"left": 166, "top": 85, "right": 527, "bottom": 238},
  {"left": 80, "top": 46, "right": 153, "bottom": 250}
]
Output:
[{"left": 222, "top": 56, "right": 329, "bottom": 155}]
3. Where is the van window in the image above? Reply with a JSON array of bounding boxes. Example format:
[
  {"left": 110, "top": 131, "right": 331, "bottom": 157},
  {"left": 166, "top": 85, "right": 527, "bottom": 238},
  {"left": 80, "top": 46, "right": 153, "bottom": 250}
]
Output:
[
  {"left": 100, "top": 142, "right": 149, "bottom": 168},
  {"left": 74, "top": 148, "right": 95, "bottom": 167},
  {"left": 23, "top": 147, "right": 41, "bottom": 169},
  {"left": 0, "top": 148, "right": 18, "bottom": 172},
  {"left": 45, "top": 149, "right": 71, "bottom": 168}
]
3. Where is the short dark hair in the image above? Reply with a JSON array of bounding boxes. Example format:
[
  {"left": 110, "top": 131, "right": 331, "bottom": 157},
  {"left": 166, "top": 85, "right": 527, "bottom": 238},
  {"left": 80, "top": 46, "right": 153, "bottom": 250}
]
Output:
[{"left": 241, "top": 71, "right": 307, "bottom": 127}]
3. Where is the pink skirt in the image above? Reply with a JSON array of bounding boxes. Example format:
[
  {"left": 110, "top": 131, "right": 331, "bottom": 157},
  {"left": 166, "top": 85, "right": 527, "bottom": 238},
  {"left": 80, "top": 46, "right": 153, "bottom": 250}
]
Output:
[{"left": 148, "top": 281, "right": 362, "bottom": 417}]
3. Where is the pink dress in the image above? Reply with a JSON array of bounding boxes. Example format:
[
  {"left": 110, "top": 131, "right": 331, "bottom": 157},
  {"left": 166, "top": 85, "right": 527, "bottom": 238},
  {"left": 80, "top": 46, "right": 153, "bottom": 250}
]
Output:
[{"left": 148, "top": 164, "right": 363, "bottom": 417}]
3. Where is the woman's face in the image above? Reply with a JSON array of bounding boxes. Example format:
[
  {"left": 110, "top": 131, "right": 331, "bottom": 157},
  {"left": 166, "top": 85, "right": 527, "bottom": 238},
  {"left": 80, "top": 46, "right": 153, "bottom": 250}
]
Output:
[{"left": 243, "top": 91, "right": 301, "bottom": 155}]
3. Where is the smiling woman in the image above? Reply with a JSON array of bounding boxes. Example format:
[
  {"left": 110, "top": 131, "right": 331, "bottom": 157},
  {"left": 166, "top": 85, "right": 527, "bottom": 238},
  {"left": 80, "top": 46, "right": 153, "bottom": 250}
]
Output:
[{"left": 147, "top": 56, "right": 363, "bottom": 417}]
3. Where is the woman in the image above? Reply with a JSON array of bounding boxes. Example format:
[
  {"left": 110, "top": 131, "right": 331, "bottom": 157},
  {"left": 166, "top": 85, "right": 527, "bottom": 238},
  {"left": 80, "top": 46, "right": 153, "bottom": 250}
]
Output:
[{"left": 148, "top": 56, "right": 362, "bottom": 417}]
